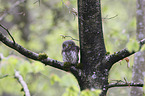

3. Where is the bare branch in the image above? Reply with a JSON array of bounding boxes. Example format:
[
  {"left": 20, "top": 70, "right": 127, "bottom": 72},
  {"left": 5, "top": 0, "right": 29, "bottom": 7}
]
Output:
[
  {"left": 0, "top": 24, "right": 15, "bottom": 44},
  {"left": 60, "top": 34, "right": 79, "bottom": 41},
  {"left": 139, "top": 38, "right": 145, "bottom": 50},
  {"left": 104, "top": 38, "right": 145, "bottom": 69},
  {"left": 103, "top": 14, "right": 118, "bottom": 20},
  {"left": 107, "top": 83, "right": 143, "bottom": 89},
  {"left": 15, "top": 70, "right": 30, "bottom": 96},
  {"left": 33, "top": 0, "right": 41, "bottom": 6},
  {"left": 0, "top": 32, "right": 67, "bottom": 71},
  {"left": 0, "top": 74, "right": 8, "bottom": 79}
]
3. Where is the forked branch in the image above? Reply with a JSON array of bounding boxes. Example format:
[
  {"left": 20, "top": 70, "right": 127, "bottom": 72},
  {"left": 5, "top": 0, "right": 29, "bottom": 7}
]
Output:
[{"left": 104, "top": 39, "right": 145, "bottom": 69}]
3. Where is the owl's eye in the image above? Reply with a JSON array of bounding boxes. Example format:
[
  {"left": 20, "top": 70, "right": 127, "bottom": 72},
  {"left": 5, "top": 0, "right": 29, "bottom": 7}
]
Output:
[
  {"left": 63, "top": 44, "right": 66, "bottom": 47},
  {"left": 68, "top": 44, "right": 71, "bottom": 46}
]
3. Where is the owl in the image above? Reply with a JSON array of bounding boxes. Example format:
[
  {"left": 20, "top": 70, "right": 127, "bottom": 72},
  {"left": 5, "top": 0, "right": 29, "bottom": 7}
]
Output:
[{"left": 62, "top": 40, "right": 79, "bottom": 64}]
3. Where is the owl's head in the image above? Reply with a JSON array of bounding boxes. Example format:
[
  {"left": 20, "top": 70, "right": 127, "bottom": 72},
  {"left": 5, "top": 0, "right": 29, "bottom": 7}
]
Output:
[{"left": 62, "top": 40, "right": 75, "bottom": 50}]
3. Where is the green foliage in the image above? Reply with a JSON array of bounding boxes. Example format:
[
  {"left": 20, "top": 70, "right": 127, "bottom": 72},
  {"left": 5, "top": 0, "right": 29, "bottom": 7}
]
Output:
[
  {"left": 50, "top": 74, "right": 61, "bottom": 85},
  {"left": 102, "top": 0, "right": 136, "bottom": 54},
  {"left": 0, "top": 55, "right": 45, "bottom": 95},
  {"left": 80, "top": 89, "right": 101, "bottom": 96},
  {"left": 126, "top": 38, "right": 139, "bottom": 52},
  {"left": 62, "top": 85, "right": 79, "bottom": 96},
  {"left": 32, "top": 62, "right": 45, "bottom": 73},
  {"left": 59, "top": 73, "right": 78, "bottom": 87},
  {"left": 63, "top": 87, "right": 101, "bottom": 96},
  {"left": 5, "top": 15, "right": 13, "bottom": 22}
]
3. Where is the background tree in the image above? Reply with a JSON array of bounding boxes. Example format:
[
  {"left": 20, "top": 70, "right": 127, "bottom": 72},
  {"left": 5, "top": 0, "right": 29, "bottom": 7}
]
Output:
[
  {"left": 130, "top": 0, "right": 145, "bottom": 95},
  {"left": 0, "top": 0, "right": 145, "bottom": 96}
]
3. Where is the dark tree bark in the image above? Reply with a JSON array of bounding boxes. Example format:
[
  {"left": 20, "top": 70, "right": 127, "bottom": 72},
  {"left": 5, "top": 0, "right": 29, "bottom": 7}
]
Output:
[{"left": 77, "top": 0, "right": 107, "bottom": 91}]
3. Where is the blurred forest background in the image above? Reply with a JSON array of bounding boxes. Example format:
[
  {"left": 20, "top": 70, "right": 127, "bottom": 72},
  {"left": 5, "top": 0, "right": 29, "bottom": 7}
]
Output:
[{"left": 0, "top": 0, "right": 138, "bottom": 96}]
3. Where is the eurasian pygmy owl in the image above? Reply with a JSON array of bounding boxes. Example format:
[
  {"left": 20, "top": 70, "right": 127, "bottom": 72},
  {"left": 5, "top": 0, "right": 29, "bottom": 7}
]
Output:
[{"left": 62, "top": 40, "right": 79, "bottom": 64}]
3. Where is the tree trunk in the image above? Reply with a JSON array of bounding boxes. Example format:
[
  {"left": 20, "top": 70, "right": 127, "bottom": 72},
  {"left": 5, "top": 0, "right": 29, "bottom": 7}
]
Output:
[
  {"left": 77, "top": 0, "right": 108, "bottom": 95},
  {"left": 130, "top": 0, "right": 145, "bottom": 96}
]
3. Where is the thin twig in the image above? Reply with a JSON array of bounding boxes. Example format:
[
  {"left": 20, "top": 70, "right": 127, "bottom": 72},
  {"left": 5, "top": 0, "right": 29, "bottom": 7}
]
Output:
[
  {"left": 107, "top": 82, "right": 143, "bottom": 89},
  {"left": 0, "top": 74, "right": 8, "bottom": 79},
  {"left": 33, "top": 0, "right": 41, "bottom": 6},
  {"left": 15, "top": 70, "right": 30, "bottom": 96},
  {"left": 60, "top": 34, "right": 79, "bottom": 41},
  {"left": 103, "top": 15, "right": 118, "bottom": 20},
  {"left": 0, "top": 24, "right": 15, "bottom": 44},
  {"left": 110, "top": 79, "right": 125, "bottom": 83},
  {"left": 139, "top": 38, "right": 145, "bottom": 50}
]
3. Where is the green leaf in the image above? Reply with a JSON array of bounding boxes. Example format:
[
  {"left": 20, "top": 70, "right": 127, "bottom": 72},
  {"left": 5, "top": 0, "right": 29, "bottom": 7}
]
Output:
[
  {"left": 32, "top": 62, "right": 44, "bottom": 73},
  {"left": 80, "top": 89, "right": 101, "bottom": 96},
  {"left": 19, "top": 61, "right": 32, "bottom": 76},
  {"left": 50, "top": 74, "right": 60, "bottom": 85},
  {"left": 7, "top": 56, "right": 19, "bottom": 66},
  {"left": 59, "top": 74, "right": 78, "bottom": 87},
  {"left": 92, "top": 89, "right": 102, "bottom": 96},
  {"left": 62, "top": 85, "right": 79, "bottom": 96},
  {"left": 81, "top": 90, "right": 92, "bottom": 96},
  {"left": 126, "top": 39, "right": 139, "bottom": 52}
]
